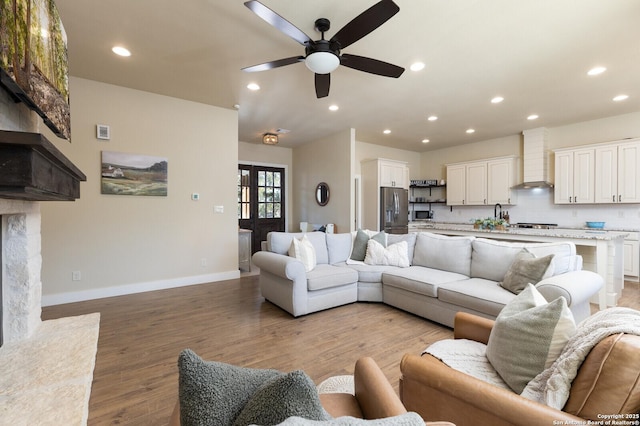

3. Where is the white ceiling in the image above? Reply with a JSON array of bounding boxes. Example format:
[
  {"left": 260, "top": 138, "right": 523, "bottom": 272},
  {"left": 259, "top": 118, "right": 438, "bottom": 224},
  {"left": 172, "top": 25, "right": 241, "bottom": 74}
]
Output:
[{"left": 54, "top": 0, "right": 640, "bottom": 151}]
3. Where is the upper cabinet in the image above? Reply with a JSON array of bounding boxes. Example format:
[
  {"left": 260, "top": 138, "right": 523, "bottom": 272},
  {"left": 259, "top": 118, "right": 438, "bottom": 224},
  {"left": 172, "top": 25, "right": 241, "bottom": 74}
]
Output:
[
  {"left": 554, "top": 148, "right": 595, "bottom": 204},
  {"left": 555, "top": 138, "right": 640, "bottom": 204},
  {"left": 378, "top": 159, "right": 409, "bottom": 188},
  {"left": 446, "top": 156, "right": 517, "bottom": 206}
]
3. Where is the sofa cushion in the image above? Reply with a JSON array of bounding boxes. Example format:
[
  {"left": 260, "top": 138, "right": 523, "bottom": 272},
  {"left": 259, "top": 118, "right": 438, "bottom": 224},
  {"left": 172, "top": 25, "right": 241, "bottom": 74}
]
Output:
[
  {"left": 471, "top": 238, "right": 526, "bottom": 281},
  {"left": 364, "top": 240, "right": 410, "bottom": 268},
  {"left": 486, "top": 284, "right": 576, "bottom": 394},
  {"left": 339, "top": 262, "right": 398, "bottom": 283},
  {"left": 350, "top": 229, "right": 386, "bottom": 261},
  {"left": 387, "top": 233, "right": 417, "bottom": 265},
  {"left": 412, "top": 232, "right": 474, "bottom": 276},
  {"left": 437, "top": 278, "right": 515, "bottom": 317},
  {"left": 288, "top": 235, "right": 317, "bottom": 272},
  {"left": 523, "top": 241, "right": 577, "bottom": 275},
  {"left": 499, "top": 251, "right": 554, "bottom": 294},
  {"left": 326, "top": 233, "right": 353, "bottom": 264},
  {"left": 269, "top": 232, "right": 329, "bottom": 264},
  {"left": 307, "top": 264, "right": 358, "bottom": 291},
  {"left": 177, "top": 349, "right": 282, "bottom": 426},
  {"left": 233, "top": 370, "right": 330, "bottom": 426},
  {"left": 383, "top": 266, "right": 469, "bottom": 298}
]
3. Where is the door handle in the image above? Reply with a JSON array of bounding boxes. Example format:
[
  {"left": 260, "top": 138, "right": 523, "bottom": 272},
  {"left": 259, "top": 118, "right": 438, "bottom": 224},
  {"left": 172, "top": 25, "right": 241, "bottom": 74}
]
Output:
[{"left": 619, "top": 195, "right": 622, "bottom": 202}]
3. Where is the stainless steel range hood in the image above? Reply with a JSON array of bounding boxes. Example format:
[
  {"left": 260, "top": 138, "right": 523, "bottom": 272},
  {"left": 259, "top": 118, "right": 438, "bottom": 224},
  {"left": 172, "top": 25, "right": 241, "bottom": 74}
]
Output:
[{"left": 512, "top": 127, "right": 554, "bottom": 189}]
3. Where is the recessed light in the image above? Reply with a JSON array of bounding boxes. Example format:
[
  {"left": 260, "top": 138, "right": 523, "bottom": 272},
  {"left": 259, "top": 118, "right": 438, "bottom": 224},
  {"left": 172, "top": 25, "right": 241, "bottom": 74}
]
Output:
[
  {"left": 466, "top": 129, "right": 475, "bottom": 134},
  {"left": 328, "top": 104, "right": 339, "bottom": 111},
  {"left": 613, "top": 94, "right": 629, "bottom": 102},
  {"left": 427, "top": 115, "right": 438, "bottom": 121},
  {"left": 410, "top": 62, "right": 425, "bottom": 72},
  {"left": 422, "top": 139, "right": 430, "bottom": 144},
  {"left": 587, "top": 66, "right": 606, "bottom": 76},
  {"left": 527, "top": 114, "right": 539, "bottom": 120},
  {"left": 491, "top": 96, "right": 504, "bottom": 104},
  {"left": 247, "top": 83, "right": 260, "bottom": 91},
  {"left": 383, "top": 129, "right": 391, "bottom": 134},
  {"left": 111, "top": 46, "right": 131, "bottom": 57}
]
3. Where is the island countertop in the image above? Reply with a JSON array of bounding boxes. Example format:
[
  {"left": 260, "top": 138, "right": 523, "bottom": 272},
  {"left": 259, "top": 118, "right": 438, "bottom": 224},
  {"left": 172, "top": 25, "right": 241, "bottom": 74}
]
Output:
[{"left": 408, "top": 221, "right": 630, "bottom": 241}]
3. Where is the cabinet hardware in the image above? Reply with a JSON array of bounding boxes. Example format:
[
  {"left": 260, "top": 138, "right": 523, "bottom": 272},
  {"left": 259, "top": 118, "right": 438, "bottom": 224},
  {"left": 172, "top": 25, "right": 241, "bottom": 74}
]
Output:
[
  {"left": 619, "top": 194, "right": 622, "bottom": 202},
  {"left": 574, "top": 196, "right": 577, "bottom": 203},
  {"left": 613, "top": 195, "right": 616, "bottom": 202}
]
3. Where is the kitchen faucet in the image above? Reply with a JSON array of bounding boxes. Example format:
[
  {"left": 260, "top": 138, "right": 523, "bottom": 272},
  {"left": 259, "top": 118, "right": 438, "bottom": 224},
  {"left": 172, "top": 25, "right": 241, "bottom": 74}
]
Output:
[{"left": 494, "top": 203, "right": 502, "bottom": 219}]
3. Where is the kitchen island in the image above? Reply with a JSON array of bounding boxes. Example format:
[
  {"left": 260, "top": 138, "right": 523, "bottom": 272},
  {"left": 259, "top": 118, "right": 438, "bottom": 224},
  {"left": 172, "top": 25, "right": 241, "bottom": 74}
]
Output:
[{"left": 409, "top": 221, "right": 628, "bottom": 310}]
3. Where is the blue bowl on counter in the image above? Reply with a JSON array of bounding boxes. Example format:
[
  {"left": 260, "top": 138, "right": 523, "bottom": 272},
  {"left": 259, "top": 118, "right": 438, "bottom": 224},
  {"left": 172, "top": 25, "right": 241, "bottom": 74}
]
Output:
[{"left": 586, "top": 221, "right": 605, "bottom": 229}]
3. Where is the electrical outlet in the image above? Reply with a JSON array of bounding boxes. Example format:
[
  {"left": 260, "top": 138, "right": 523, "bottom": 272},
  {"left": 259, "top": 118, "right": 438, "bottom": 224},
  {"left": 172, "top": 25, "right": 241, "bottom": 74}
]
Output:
[
  {"left": 618, "top": 211, "right": 624, "bottom": 218},
  {"left": 214, "top": 205, "right": 224, "bottom": 214},
  {"left": 572, "top": 210, "right": 577, "bottom": 217},
  {"left": 72, "top": 271, "right": 81, "bottom": 281},
  {"left": 200, "top": 258, "right": 207, "bottom": 267}
]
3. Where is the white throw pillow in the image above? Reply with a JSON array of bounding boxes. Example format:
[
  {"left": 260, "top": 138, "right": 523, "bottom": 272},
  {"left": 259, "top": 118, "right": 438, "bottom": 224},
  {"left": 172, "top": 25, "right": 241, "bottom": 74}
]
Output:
[
  {"left": 486, "top": 284, "right": 576, "bottom": 394},
  {"left": 288, "top": 235, "right": 316, "bottom": 272},
  {"left": 364, "top": 240, "right": 410, "bottom": 268}
]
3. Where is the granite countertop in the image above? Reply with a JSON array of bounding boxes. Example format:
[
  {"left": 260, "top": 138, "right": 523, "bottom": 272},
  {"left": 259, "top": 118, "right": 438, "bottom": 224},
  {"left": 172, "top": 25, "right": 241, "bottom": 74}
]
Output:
[{"left": 408, "top": 221, "right": 631, "bottom": 240}]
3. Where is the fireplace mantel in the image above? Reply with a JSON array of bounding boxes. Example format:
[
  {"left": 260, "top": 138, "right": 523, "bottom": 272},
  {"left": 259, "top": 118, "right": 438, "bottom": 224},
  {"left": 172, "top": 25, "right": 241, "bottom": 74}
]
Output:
[{"left": 0, "top": 130, "right": 86, "bottom": 201}]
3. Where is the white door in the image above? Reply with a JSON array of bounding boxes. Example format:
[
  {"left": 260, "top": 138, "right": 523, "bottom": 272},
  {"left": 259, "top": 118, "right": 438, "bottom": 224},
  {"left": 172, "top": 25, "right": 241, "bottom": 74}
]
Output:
[
  {"left": 446, "top": 164, "right": 466, "bottom": 205},
  {"left": 618, "top": 141, "right": 640, "bottom": 203},
  {"left": 465, "top": 162, "right": 488, "bottom": 205},
  {"left": 594, "top": 145, "right": 618, "bottom": 203}
]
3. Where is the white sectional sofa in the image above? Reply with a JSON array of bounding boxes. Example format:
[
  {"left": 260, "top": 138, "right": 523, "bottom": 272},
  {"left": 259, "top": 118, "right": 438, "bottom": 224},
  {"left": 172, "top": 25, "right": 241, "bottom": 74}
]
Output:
[{"left": 251, "top": 231, "right": 603, "bottom": 327}]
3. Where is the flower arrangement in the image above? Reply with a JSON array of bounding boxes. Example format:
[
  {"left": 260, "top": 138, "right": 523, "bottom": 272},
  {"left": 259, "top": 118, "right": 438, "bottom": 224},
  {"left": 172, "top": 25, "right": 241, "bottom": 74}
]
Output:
[{"left": 472, "top": 217, "right": 509, "bottom": 230}]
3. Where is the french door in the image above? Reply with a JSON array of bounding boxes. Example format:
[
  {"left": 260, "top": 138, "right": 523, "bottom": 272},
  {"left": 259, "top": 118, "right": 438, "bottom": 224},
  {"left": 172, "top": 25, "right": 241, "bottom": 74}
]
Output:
[{"left": 238, "top": 165, "right": 285, "bottom": 254}]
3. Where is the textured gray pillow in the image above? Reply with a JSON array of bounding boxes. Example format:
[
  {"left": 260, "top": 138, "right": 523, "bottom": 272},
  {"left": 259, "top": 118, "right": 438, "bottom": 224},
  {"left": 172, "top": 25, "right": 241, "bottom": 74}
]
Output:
[
  {"left": 350, "top": 229, "right": 386, "bottom": 261},
  {"left": 499, "top": 252, "right": 554, "bottom": 294},
  {"left": 178, "top": 349, "right": 282, "bottom": 426},
  {"left": 486, "top": 284, "right": 576, "bottom": 393},
  {"left": 233, "top": 370, "right": 331, "bottom": 426}
]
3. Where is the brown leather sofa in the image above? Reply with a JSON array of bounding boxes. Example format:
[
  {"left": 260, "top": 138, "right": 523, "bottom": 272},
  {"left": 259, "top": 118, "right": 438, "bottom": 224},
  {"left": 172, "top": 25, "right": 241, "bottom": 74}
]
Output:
[
  {"left": 399, "top": 312, "right": 640, "bottom": 426},
  {"left": 170, "top": 356, "right": 455, "bottom": 425}
]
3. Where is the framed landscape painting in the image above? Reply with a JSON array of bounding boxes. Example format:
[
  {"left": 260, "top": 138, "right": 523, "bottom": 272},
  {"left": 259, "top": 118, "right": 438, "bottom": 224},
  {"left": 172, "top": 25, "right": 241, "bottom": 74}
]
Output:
[
  {"left": 0, "top": 0, "right": 71, "bottom": 140},
  {"left": 101, "top": 151, "right": 168, "bottom": 196}
]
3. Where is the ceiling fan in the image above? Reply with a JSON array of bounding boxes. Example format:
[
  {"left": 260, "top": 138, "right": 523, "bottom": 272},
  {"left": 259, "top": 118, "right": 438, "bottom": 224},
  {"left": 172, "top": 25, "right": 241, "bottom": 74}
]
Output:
[{"left": 242, "top": 0, "right": 405, "bottom": 98}]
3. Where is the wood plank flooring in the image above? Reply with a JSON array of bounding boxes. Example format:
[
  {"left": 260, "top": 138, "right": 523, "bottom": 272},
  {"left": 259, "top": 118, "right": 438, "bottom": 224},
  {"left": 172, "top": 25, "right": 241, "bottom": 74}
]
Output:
[{"left": 41, "top": 277, "right": 640, "bottom": 426}]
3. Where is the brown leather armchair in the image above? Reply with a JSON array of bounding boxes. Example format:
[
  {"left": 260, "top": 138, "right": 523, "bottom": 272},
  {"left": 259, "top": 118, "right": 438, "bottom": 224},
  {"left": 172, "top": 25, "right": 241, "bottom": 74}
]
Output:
[
  {"left": 170, "top": 356, "right": 455, "bottom": 425},
  {"left": 399, "top": 312, "right": 640, "bottom": 426}
]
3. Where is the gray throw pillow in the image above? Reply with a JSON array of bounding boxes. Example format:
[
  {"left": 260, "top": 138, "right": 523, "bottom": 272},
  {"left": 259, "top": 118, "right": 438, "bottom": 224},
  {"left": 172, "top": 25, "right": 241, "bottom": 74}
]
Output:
[
  {"left": 350, "top": 229, "right": 386, "bottom": 261},
  {"left": 178, "top": 349, "right": 282, "bottom": 426},
  {"left": 486, "top": 284, "right": 576, "bottom": 394},
  {"left": 233, "top": 370, "right": 331, "bottom": 426},
  {"left": 499, "top": 251, "right": 554, "bottom": 295}
]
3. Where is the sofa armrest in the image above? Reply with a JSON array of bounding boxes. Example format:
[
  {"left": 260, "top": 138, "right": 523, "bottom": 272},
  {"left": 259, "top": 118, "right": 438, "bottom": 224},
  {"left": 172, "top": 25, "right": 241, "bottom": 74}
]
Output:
[
  {"left": 252, "top": 251, "right": 306, "bottom": 281},
  {"left": 453, "top": 312, "right": 494, "bottom": 344},
  {"left": 399, "top": 353, "right": 584, "bottom": 426},
  {"left": 536, "top": 270, "right": 603, "bottom": 307},
  {"left": 352, "top": 357, "right": 407, "bottom": 419}
]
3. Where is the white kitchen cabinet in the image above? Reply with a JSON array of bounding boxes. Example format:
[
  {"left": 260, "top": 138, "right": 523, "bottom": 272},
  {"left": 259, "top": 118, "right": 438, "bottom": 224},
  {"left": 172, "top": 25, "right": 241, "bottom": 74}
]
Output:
[
  {"left": 446, "top": 156, "right": 517, "bottom": 206},
  {"left": 624, "top": 232, "right": 639, "bottom": 279},
  {"left": 553, "top": 148, "right": 594, "bottom": 204},
  {"left": 378, "top": 159, "right": 409, "bottom": 188},
  {"left": 487, "top": 157, "right": 518, "bottom": 205},
  {"left": 596, "top": 140, "right": 640, "bottom": 203},
  {"left": 361, "top": 158, "right": 409, "bottom": 231}
]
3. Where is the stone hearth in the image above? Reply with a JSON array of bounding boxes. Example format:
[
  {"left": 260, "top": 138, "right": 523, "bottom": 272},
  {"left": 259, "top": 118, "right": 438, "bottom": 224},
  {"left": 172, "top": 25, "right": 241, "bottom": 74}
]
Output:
[{"left": 0, "top": 86, "right": 97, "bottom": 425}]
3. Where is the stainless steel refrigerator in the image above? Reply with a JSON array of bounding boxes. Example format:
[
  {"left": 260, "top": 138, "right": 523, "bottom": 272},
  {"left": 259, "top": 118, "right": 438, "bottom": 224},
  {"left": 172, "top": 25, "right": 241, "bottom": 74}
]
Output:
[{"left": 380, "top": 187, "right": 408, "bottom": 234}]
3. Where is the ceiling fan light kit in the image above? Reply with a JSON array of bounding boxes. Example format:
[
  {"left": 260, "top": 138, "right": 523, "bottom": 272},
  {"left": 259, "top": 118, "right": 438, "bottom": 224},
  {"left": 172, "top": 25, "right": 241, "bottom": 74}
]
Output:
[{"left": 242, "top": 0, "right": 405, "bottom": 98}]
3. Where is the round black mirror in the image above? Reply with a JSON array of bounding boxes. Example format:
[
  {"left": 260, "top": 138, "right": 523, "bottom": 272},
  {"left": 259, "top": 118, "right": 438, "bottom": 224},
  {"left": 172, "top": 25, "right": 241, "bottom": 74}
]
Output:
[{"left": 315, "top": 182, "right": 330, "bottom": 206}]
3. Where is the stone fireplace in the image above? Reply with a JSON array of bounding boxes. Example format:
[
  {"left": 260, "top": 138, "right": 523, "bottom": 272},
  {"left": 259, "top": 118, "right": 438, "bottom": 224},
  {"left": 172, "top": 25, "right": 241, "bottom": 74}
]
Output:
[{"left": 0, "top": 87, "right": 99, "bottom": 425}]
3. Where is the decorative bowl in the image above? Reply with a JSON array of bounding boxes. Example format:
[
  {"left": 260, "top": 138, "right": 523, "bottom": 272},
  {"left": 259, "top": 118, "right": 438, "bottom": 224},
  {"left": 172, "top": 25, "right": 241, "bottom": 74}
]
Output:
[{"left": 586, "top": 221, "right": 605, "bottom": 229}]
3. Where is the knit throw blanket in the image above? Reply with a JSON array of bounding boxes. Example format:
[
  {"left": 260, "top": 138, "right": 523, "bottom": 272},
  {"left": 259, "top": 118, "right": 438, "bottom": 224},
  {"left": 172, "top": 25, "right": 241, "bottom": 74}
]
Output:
[{"left": 521, "top": 307, "right": 640, "bottom": 409}]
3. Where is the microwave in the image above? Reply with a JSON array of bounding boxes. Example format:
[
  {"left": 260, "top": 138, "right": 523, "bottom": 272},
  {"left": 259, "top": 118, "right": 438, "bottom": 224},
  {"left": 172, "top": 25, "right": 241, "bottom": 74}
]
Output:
[{"left": 415, "top": 210, "right": 434, "bottom": 220}]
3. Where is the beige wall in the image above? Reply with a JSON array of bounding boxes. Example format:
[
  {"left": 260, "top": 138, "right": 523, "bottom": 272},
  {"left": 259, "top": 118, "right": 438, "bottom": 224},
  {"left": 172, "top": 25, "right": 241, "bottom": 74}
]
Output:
[
  {"left": 292, "top": 129, "right": 353, "bottom": 233},
  {"left": 40, "top": 77, "right": 239, "bottom": 304},
  {"left": 355, "top": 139, "right": 423, "bottom": 179}
]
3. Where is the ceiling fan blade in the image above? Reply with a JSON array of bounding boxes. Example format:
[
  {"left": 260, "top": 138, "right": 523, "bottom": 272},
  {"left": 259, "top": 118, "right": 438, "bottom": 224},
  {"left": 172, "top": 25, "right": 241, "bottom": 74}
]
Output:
[
  {"left": 244, "top": 1, "right": 312, "bottom": 46},
  {"left": 242, "top": 56, "right": 305, "bottom": 72},
  {"left": 340, "top": 54, "right": 405, "bottom": 78},
  {"left": 330, "top": 0, "right": 399, "bottom": 49},
  {"left": 315, "top": 73, "right": 330, "bottom": 98}
]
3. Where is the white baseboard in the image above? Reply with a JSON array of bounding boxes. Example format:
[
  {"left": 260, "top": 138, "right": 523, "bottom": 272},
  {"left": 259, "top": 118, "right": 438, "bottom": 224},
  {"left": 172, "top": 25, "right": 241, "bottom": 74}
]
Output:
[{"left": 41, "top": 270, "right": 241, "bottom": 307}]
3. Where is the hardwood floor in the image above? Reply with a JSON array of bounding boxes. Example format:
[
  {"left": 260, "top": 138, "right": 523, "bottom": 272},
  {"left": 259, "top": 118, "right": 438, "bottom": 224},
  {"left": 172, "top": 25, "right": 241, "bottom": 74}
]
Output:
[{"left": 41, "top": 277, "right": 640, "bottom": 426}]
